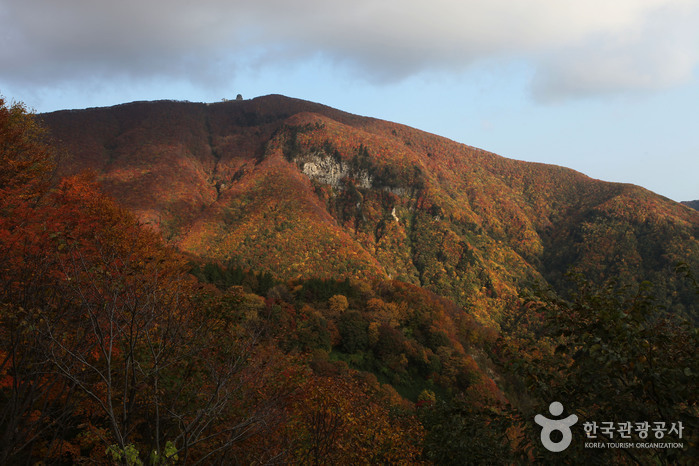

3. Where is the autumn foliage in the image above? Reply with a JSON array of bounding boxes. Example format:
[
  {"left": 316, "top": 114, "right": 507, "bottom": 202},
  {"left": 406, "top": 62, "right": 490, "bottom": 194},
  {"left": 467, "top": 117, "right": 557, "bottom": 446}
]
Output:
[
  {"left": 41, "top": 95, "right": 699, "bottom": 329},
  {"left": 0, "top": 97, "right": 434, "bottom": 464},
  {"left": 2, "top": 94, "right": 697, "bottom": 463}
]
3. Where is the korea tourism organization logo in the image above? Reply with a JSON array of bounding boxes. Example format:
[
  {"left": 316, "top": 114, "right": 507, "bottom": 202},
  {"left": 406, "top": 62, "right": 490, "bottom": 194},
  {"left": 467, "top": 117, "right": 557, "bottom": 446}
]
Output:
[
  {"left": 534, "top": 401, "right": 686, "bottom": 453},
  {"left": 534, "top": 402, "right": 578, "bottom": 452}
]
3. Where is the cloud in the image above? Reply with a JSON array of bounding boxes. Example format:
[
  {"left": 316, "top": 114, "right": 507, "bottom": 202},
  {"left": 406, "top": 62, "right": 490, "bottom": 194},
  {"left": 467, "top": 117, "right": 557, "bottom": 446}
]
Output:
[
  {"left": 530, "top": 1, "right": 699, "bottom": 101},
  {"left": 1, "top": 0, "right": 698, "bottom": 101}
]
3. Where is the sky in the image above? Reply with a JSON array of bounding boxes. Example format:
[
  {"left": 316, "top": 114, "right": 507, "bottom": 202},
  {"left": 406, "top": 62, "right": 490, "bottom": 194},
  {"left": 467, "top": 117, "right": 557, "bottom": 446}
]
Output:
[{"left": 1, "top": 0, "right": 697, "bottom": 201}]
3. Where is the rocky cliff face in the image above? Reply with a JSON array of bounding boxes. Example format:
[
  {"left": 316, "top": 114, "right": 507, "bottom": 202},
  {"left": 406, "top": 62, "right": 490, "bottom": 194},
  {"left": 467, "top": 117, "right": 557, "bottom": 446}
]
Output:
[{"left": 296, "top": 151, "right": 373, "bottom": 189}]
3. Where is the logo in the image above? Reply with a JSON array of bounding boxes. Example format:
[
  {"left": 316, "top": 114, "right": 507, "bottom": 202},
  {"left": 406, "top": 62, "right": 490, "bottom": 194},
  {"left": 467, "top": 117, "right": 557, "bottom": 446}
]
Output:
[{"left": 535, "top": 401, "right": 578, "bottom": 452}]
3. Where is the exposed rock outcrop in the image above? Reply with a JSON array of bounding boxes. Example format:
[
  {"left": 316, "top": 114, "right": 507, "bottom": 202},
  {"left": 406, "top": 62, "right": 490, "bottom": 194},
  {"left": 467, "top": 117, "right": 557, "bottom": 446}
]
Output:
[{"left": 296, "top": 151, "right": 372, "bottom": 189}]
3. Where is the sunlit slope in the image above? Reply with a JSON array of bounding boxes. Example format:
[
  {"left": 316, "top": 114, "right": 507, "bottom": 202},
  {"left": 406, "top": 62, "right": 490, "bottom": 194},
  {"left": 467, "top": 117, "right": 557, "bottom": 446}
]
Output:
[{"left": 43, "top": 95, "right": 699, "bottom": 320}]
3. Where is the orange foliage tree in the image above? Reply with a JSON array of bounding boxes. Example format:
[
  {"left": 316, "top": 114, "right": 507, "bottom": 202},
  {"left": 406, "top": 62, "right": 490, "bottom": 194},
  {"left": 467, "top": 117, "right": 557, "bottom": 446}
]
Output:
[
  {"left": 0, "top": 96, "right": 73, "bottom": 463},
  {"left": 0, "top": 97, "right": 290, "bottom": 463},
  {"left": 285, "top": 374, "right": 424, "bottom": 464}
]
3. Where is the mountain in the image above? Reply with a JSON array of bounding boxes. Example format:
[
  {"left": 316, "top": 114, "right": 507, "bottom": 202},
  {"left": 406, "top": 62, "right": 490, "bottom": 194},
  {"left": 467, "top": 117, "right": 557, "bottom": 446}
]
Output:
[
  {"left": 683, "top": 200, "right": 699, "bottom": 211},
  {"left": 4, "top": 94, "right": 696, "bottom": 463},
  {"left": 41, "top": 95, "right": 699, "bottom": 322}
]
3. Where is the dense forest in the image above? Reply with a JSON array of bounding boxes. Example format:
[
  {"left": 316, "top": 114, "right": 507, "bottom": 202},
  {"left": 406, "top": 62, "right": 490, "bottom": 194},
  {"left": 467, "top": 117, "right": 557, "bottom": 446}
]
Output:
[{"left": 1, "top": 96, "right": 697, "bottom": 464}]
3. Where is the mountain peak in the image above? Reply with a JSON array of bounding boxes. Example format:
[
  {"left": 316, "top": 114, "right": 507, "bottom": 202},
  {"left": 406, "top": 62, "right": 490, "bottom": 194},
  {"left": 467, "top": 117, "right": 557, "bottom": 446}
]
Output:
[{"left": 41, "top": 96, "right": 699, "bottom": 322}]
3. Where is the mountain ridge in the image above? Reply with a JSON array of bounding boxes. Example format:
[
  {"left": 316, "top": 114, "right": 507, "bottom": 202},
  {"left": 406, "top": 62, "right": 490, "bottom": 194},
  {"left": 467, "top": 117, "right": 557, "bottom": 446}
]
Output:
[
  {"left": 683, "top": 200, "right": 699, "bottom": 211},
  {"left": 41, "top": 94, "right": 699, "bottom": 322},
  {"left": 5, "top": 92, "right": 696, "bottom": 464}
]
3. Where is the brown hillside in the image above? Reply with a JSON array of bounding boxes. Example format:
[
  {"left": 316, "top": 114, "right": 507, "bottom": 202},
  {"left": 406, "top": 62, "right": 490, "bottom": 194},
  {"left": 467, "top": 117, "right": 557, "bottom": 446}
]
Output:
[{"left": 41, "top": 95, "right": 699, "bottom": 322}]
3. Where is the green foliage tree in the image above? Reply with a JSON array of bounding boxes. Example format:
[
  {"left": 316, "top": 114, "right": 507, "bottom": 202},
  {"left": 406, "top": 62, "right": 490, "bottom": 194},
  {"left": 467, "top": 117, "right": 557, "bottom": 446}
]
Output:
[
  {"left": 419, "top": 396, "right": 515, "bottom": 465},
  {"left": 337, "top": 310, "right": 369, "bottom": 353}
]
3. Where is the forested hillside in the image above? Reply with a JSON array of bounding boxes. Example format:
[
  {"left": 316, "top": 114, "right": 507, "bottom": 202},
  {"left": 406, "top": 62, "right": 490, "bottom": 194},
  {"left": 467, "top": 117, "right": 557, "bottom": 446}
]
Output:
[
  {"left": 42, "top": 95, "right": 699, "bottom": 324},
  {"left": 0, "top": 95, "right": 696, "bottom": 463}
]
